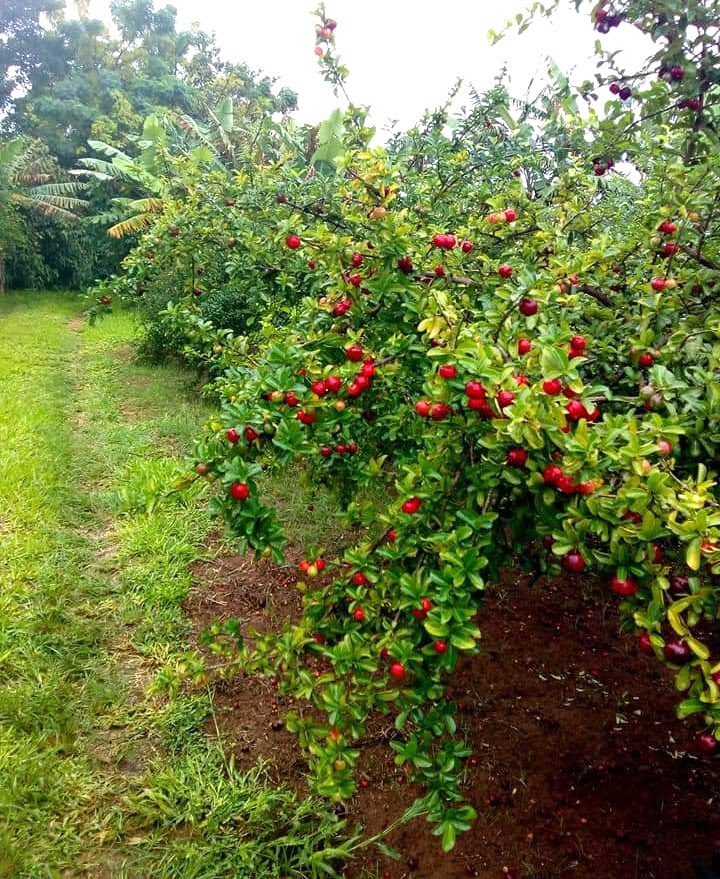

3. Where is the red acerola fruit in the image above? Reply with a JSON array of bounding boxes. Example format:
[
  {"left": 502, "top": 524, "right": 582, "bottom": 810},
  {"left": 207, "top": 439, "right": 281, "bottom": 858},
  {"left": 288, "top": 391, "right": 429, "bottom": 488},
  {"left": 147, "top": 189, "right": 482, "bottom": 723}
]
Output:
[
  {"left": 432, "top": 233, "right": 448, "bottom": 248},
  {"left": 348, "top": 273, "right": 362, "bottom": 287},
  {"left": 514, "top": 373, "right": 529, "bottom": 387},
  {"left": 434, "top": 264, "right": 446, "bottom": 278},
  {"left": 542, "top": 378, "right": 562, "bottom": 396},
  {"left": 465, "top": 380, "right": 486, "bottom": 399},
  {"left": 354, "top": 374, "right": 371, "bottom": 391},
  {"left": 230, "top": 482, "right": 250, "bottom": 501},
  {"left": 570, "top": 334, "right": 587, "bottom": 351},
  {"left": 311, "top": 380, "right": 327, "bottom": 396},
  {"left": 299, "top": 560, "right": 310, "bottom": 573},
  {"left": 650, "top": 277, "right": 667, "bottom": 292},
  {"left": 347, "top": 382, "right": 362, "bottom": 398},
  {"left": 398, "top": 256, "right": 414, "bottom": 273},
  {"left": 517, "top": 338, "right": 532, "bottom": 355},
  {"left": 286, "top": 234, "right": 301, "bottom": 249},
  {"left": 543, "top": 464, "right": 563, "bottom": 485},
  {"left": 325, "top": 375, "right": 342, "bottom": 393},
  {"left": 347, "top": 442, "right": 359, "bottom": 455},
  {"left": 498, "top": 263, "right": 513, "bottom": 279},
  {"left": 519, "top": 298, "right": 538, "bottom": 316},
  {"left": 402, "top": 497, "right": 422, "bottom": 514},
  {"left": 697, "top": 733, "right": 718, "bottom": 755},
  {"left": 669, "top": 575, "right": 689, "bottom": 594},
  {"left": 386, "top": 528, "right": 398, "bottom": 542},
  {"left": 638, "top": 352, "right": 654, "bottom": 367},
  {"left": 561, "top": 550, "right": 586, "bottom": 573},
  {"left": 461, "top": 240, "right": 474, "bottom": 253},
  {"left": 663, "top": 242, "right": 679, "bottom": 256},
  {"left": 434, "top": 640, "right": 448, "bottom": 654},
  {"left": 611, "top": 574, "right": 639, "bottom": 597},
  {"left": 663, "top": 638, "right": 692, "bottom": 664},
  {"left": 276, "top": 193, "right": 288, "bottom": 204},
  {"left": 415, "top": 400, "right": 431, "bottom": 417},
  {"left": 658, "top": 220, "right": 678, "bottom": 235},
  {"left": 296, "top": 410, "right": 316, "bottom": 425},
  {"left": 352, "top": 572, "right": 369, "bottom": 586},
  {"left": 332, "top": 298, "right": 352, "bottom": 316},
  {"left": 438, "top": 364, "right": 457, "bottom": 379},
  {"left": 244, "top": 426, "right": 259, "bottom": 442},
  {"left": 468, "top": 398, "right": 494, "bottom": 416},
  {"left": 497, "top": 390, "right": 515, "bottom": 408},
  {"left": 353, "top": 607, "right": 366, "bottom": 622},
  {"left": 360, "top": 360, "right": 376, "bottom": 378},
  {"left": 657, "top": 439, "right": 673, "bottom": 456},
  {"left": 335, "top": 444, "right": 347, "bottom": 455},
  {"left": 431, "top": 402, "right": 450, "bottom": 421},
  {"left": 504, "top": 208, "right": 517, "bottom": 222},
  {"left": 556, "top": 474, "right": 577, "bottom": 495},
  {"left": 670, "top": 65, "right": 685, "bottom": 81},
  {"left": 638, "top": 632, "right": 654, "bottom": 655},
  {"left": 565, "top": 399, "right": 589, "bottom": 421},
  {"left": 316, "top": 558, "right": 326, "bottom": 571},
  {"left": 226, "top": 427, "right": 240, "bottom": 443},
  {"left": 389, "top": 662, "right": 406, "bottom": 679},
  {"left": 346, "top": 344, "right": 364, "bottom": 362},
  {"left": 577, "top": 481, "right": 596, "bottom": 496},
  {"left": 351, "top": 252, "right": 364, "bottom": 267},
  {"left": 506, "top": 448, "right": 529, "bottom": 467},
  {"left": 320, "top": 446, "right": 332, "bottom": 458}
]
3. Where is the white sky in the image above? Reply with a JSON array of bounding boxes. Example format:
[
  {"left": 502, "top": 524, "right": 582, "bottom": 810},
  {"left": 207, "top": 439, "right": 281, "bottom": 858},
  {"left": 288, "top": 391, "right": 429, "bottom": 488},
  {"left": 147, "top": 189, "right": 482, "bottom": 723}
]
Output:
[{"left": 84, "top": 0, "right": 650, "bottom": 135}]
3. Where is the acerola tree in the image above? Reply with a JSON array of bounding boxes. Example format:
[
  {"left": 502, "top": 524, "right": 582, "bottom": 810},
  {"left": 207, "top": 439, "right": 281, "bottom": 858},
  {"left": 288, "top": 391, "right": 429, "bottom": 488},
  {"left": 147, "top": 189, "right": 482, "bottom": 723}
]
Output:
[{"left": 113, "top": 0, "right": 720, "bottom": 850}]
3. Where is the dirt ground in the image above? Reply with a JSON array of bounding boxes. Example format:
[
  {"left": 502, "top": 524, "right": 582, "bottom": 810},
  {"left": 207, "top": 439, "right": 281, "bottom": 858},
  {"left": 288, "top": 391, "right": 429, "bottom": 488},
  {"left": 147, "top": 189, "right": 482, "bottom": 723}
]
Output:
[{"left": 185, "top": 555, "right": 720, "bottom": 879}]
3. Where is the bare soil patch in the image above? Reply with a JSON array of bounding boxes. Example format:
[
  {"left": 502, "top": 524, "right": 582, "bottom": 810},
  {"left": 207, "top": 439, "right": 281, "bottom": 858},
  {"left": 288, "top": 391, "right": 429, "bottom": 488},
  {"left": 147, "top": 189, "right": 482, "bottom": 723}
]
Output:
[{"left": 184, "top": 557, "right": 720, "bottom": 879}]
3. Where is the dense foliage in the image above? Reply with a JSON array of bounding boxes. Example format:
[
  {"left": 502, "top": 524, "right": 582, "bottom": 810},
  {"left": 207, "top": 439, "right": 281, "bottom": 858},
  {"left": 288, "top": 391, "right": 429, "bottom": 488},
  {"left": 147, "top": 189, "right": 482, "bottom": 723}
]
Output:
[
  {"left": 119, "top": 0, "right": 719, "bottom": 850},
  {"left": 6, "top": 0, "right": 720, "bottom": 856},
  {"left": 0, "top": 0, "right": 297, "bottom": 289}
]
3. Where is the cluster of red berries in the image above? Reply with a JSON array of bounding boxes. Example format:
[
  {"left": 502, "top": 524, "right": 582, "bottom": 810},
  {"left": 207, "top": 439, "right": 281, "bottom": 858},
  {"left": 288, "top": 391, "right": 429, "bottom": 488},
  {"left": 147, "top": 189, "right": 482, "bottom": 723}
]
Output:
[
  {"left": 594, "top": 7, "right": 622, "bottom": 33},
  {"left": 568, "top": 334, "right": 587, "bottom": 360},
  {"left": 299, "top": 557, "right": 327, "bottom": 577},
  {"left": 310, "top": 374, "right": 343, "bottom": 397},
  {"left": 659, "top": 64, "right": 685, "bottom": 82},
  {"left": 542, "top": 463, "right": 596, "bottom": 497},
  {"left": 592, "top": 156, "right": 615, "bottom": 176},
  {"left": 345, "top": 345, "right": 376, "bottom": 397},
  {"left": 609, "top": 82, "right": 632, "bottom": 100},
  {"left": 332, "top": 297, "right": 353, "bottom": 316},
  {"left": 227, "top": 426, "right": 259, "bottom": 443},
  {"left": 320, "top": 442, "right": 358, "bottom": 458}
]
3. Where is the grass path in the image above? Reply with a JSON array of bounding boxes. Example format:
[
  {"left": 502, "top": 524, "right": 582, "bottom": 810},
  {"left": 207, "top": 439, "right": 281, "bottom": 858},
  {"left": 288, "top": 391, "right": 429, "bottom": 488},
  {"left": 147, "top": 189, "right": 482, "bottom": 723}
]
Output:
[{"left": 0, "top": 293, "right": 349, "bottom": 879}]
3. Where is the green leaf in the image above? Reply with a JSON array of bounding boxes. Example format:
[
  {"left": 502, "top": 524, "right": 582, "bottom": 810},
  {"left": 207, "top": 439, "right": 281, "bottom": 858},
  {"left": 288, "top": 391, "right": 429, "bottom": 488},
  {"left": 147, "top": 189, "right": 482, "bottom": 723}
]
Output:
[
  {"left": 441, "top": 822, "right": 457, "bottom": 852},
  {"left": 686, "top": 538, "right": 701, "bottom": 571},
  {"left": 677, "top": 698, "right": 706, "bottom": 719},
  {"left": 540, "top": 346, "right": 568, "bottom": 378},
  {"left": 687, "top": 637, "right": 710, "bottom": 660}
]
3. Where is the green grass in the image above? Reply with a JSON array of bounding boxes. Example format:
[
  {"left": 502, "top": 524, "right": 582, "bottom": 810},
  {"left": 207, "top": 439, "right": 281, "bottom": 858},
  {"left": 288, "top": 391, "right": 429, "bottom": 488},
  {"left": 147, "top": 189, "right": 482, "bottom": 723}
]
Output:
[{"left": 0, "top": 292, "right": 350, "bottom": 878}]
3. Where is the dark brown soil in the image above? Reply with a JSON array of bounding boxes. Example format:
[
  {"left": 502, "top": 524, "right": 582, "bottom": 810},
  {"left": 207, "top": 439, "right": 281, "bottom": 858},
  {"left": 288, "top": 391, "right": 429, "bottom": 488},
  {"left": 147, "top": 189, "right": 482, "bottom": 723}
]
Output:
[{"left": 184, "top": 558, "right": 720, "bottom": 879}]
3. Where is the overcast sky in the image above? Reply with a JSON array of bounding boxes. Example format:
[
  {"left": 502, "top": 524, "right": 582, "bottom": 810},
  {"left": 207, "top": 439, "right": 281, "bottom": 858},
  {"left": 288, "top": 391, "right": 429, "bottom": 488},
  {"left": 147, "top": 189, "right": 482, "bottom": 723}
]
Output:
[{"left": 84, "top": 0, "right": 650, "bottom": 135}]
